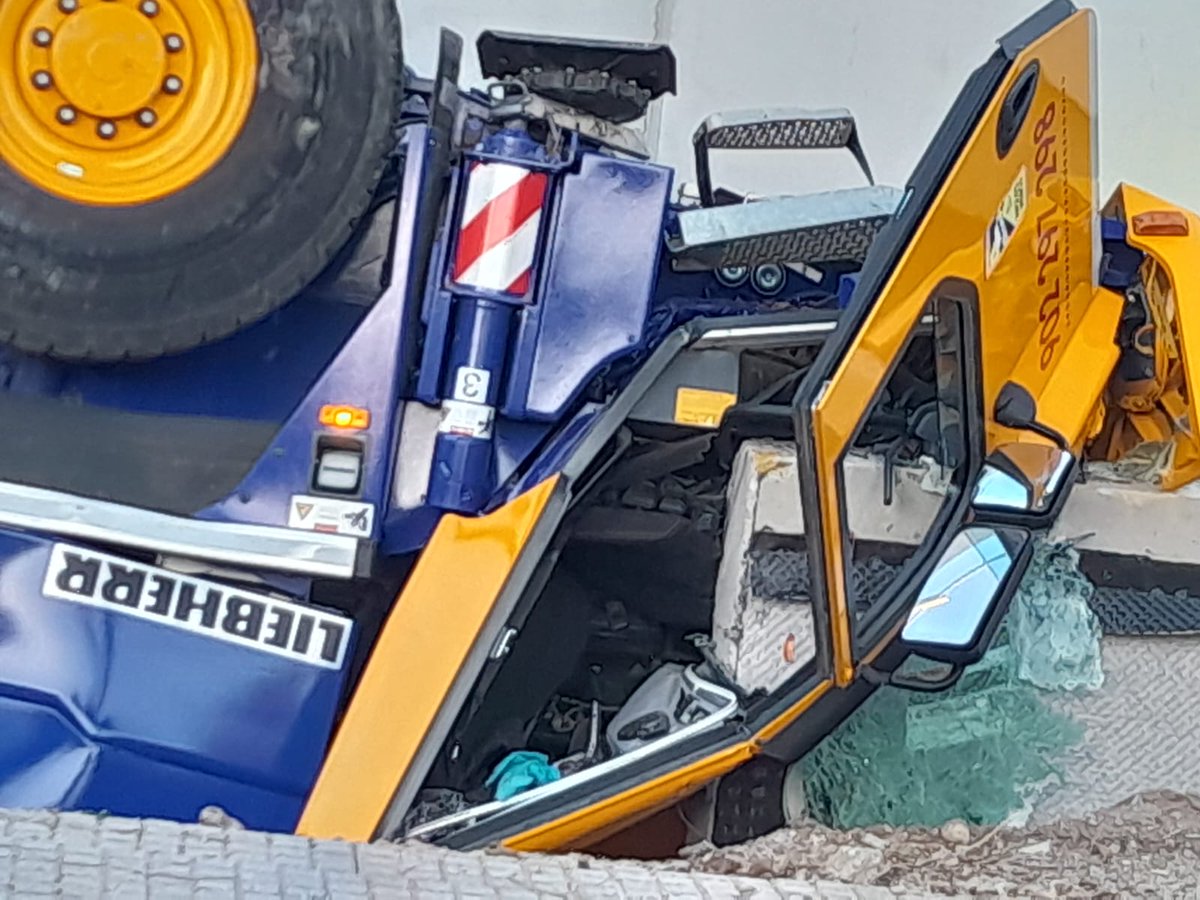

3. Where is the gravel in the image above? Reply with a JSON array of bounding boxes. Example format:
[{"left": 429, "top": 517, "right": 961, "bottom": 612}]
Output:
[{"left": 675, "top": 790, "right": 1200, "bottom": 898}]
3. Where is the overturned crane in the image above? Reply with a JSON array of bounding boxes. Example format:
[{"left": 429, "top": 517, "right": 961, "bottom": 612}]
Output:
[{"left": 0, "top": 0, "right": 1191, "bottom": 856}]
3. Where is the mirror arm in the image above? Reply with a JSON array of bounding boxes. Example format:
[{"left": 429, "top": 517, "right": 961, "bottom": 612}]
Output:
[
  {"left": 862, "top": 662, "right": 965, "bottom": 694},
  {"left": 994, "top": 381, "right": 1071, "bottom": 452},
  {"left": 1026, "top": 420, "right": 1071, "bottom": 453}
]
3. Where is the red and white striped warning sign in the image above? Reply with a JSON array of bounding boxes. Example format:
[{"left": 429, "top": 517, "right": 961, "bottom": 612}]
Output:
[{"left": 452, "top": 162, "right": 548, "bottom": 295}]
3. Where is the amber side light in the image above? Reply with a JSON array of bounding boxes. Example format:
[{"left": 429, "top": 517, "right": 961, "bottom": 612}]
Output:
[
  {"left": 319, "top": 405, "right": 371, "bottom": 430},
  {"left": 1132, "top": 210, "right": 1190, "bottom": 237}
]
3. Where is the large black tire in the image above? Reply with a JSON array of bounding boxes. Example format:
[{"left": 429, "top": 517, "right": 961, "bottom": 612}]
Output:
[{"left": 0, "top": 0, "right": 402, "bottom": 361}]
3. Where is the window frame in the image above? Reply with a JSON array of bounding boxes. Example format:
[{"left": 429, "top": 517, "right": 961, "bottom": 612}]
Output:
[{"left": 832, "top": 277, "right": 985, "bottom": 659}]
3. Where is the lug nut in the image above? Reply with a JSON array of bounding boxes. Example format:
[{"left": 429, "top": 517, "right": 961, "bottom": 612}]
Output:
[
  {"left": 137, "top": 109, "right": 157, "bottom": 127},
  {"left": 139, "top": 0, "right": 159, "bottom": 16},
  {"left": 96, "top": 121, "right": 117, "bottom": 140},
  {"left": 163, "top": 75, "right": 183, "bottom": 95},
  {"left": 58, "top": 0, "right": 78, "bottom": 12},
  {"left": 32, "top": 28, "right": 53, "bottom": 47},
  {"left": 164, "top": 34, "right": 184, "bottom": 53},
  {"left": 56, "top": 106, "right": 77, "bottom": 125},
  {"left": 31, "top": 71, "right": 53, "bottom": 90}
]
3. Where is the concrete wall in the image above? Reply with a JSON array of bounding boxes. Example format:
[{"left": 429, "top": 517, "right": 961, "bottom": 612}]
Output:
[{"left": 400, "top": 1, "right": 1200, "bottom": 211}]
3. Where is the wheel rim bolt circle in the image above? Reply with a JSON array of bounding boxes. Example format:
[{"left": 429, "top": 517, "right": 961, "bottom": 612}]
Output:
[{"left": 31, "top": 0, "right": 189, "bottom": 134}]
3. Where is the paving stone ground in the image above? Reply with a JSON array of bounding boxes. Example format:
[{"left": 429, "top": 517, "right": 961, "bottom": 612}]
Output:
[
  {"left": 4, "top": 638, "right": 1197, "bottom": 897},
  {"left": 684, "top": 635, "right": 1200, "bottom": 898},
  {"left": 8, "top": 793, "right": 1200, "bottom": 899},
  {"left": 0, "top": 807, "right": 948, "bottom": 899},
  {"left": 1034, "top": 635, "right": 1200, "bottom": 824}
]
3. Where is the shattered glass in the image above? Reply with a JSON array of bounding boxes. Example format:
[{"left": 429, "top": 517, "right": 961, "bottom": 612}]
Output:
[
  {"left": 1010, "top": 539, "right": 1104, "bottom": 692},
  {"left": 799, "top": 537, "right": 1102, "bottom": 829}
]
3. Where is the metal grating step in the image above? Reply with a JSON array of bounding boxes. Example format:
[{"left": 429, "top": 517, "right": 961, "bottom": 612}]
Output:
[
  {"left": 749, "top": 547, "right": 1200, "bottom": 636},
  {"left": 1089, "top": 584, "right": 1200, "bottom": 635}
]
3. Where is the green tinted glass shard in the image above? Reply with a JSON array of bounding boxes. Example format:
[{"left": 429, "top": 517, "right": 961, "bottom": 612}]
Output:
[{"left": 798, "top": 536, "right": 1099, "bottom": 829}]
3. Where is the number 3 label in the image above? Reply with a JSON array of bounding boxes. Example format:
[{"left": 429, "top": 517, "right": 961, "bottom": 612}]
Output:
[{"left": 453, "top": 366, "right": 491, "bottom": 403}]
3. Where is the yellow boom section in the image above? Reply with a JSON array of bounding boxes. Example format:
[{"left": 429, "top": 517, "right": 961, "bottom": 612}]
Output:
[{"left": 1093, "top": 184, "right": 1200, "bottom": 490}]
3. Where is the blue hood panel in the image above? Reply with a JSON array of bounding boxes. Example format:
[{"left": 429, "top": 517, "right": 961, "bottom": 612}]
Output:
[{"left": 0, "top": 532, "right": 349, "bottom": 831}]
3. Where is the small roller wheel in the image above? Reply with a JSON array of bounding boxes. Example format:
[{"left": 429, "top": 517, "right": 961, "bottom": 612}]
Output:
[{"left": 0, "top": 0, "right": 403, "bottom": 360}]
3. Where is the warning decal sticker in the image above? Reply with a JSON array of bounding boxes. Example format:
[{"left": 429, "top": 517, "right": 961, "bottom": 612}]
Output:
[
  {"left": 985, "top": 166, "right": 1028, "bottom": 278},
  {"left": 289, "top": 495, "right": 375, "bottom": 537},
  {"left": 674, "top": 387, "right": 737, "bottom": 429},
  {"left": 438, "top": 399, "right": 495, "bottom": 440}
]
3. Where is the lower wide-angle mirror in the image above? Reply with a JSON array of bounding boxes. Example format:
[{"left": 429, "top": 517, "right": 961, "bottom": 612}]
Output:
[{"left": 900, "top": 525, "right": 1032, "bottom": 666}]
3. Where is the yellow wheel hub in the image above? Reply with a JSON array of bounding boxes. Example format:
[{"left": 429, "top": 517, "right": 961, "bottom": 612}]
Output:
[
  {"left": 54, "top": 5, "right": 168, "bottom": 118},
  {"left": 0, "top": 0, "right": 258, "bottom": 207}
]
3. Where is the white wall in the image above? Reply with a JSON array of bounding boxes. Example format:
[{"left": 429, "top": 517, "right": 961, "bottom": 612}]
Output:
[{"left": 399, "top": 1, "right": 1200, "bottom": 210}]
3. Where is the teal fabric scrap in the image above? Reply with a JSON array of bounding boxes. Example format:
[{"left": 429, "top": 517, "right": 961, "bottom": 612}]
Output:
[{"left": 486, "top": 751, "right": 561, "bottom": 801}]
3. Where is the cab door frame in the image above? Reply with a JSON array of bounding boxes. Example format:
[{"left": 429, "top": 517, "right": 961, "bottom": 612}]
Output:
[
  {"left": 826, "top": 279, "right": 986, "bottom": 662},
  {"left": 791, "top": 0, "right": 1084, "bottom": 686}
]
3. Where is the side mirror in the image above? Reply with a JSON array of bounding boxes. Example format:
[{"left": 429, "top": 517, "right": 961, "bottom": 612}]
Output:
[
  {"left": 899, "top": 525, "right": 1032, "bottom": 668},
  {"left": 973, "top": 466, "right": 1035, "bottom": 510},
  {"left": 974, "top": 443, "right": 1073, "bottom": 514}
]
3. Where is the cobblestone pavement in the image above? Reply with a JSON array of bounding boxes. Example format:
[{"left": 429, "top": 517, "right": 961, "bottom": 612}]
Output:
[
  {"left": 8, "top": 794, "right": 1200, "bottom": 899},
  {"left": 7, "top": 796, "right": 1200, "bottom": 900},
  {"left": 0, "top": 806, "right": 949, "bottom": 899}
]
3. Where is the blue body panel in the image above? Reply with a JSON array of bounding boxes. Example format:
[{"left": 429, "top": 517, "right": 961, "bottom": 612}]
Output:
[
  {"left": 0, "top": 532, "right": 347, "bottom": 831},
  {"left": 0, "top": 142, "right": 432, "bottom": 830},
  {"left": 201, "top": 129, "right": 435, "bottom": 538},
  {"left": 0, "top": 294, "right": 364, "bottom": 423},
  {"left": 1098, "top": 215, "right": 1143, "bottom": 290},
  {"left": 503, "top": 154, "right": 673, "bottom": 421}
]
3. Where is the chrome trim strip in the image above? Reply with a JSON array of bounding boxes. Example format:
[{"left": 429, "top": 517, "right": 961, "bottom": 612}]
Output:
[
  {"left": 691, "top": 320, "right": 837, "bottom": 349},
  {"left": 404, "top": 675, "right": 740, "bottom": 840},
  {"left": 0, "top": 481, "right": 358, "bottom": 579}
]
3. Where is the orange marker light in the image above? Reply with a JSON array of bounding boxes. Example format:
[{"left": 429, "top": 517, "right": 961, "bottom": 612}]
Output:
[
  {"left": 1132, "top": 210, "right": 1190, "bottom": 237},
  {"left": 319, "top": 405, "right": 370, "bottom": 430}
]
